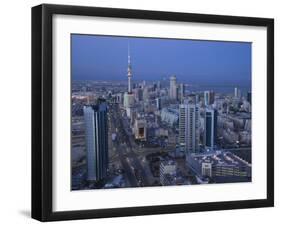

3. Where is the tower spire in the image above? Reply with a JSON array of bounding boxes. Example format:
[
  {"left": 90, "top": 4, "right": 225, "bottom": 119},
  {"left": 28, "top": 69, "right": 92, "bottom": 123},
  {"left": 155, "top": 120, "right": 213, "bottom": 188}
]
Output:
[
  {"left": 128, "top": 43, "right": 131, "bottom": 65},
  {"left": 127, "top": 43, "right": 132, "bottom": 93}
]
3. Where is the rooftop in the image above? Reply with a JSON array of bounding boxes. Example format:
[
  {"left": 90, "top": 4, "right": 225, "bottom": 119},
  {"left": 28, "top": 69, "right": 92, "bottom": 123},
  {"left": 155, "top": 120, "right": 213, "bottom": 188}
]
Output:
[{"left": 191, "top": 151, "right": 251, "bottom": 168}]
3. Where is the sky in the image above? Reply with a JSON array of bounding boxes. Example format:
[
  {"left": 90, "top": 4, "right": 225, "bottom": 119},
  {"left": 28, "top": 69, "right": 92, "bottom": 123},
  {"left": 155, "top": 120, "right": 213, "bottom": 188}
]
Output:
[{"left": 71, "top": 34, "right": 251, "bottom": 86}]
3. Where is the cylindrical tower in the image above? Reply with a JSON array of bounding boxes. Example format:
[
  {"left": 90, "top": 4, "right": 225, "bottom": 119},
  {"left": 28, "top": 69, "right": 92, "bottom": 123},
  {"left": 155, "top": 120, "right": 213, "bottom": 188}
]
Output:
[{"left": 127, "top": 45, "right": 132, "bottom": 93}]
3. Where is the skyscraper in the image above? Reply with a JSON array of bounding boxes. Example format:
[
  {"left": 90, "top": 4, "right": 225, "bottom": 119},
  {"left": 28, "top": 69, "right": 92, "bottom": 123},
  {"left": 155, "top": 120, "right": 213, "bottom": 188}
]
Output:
[
  {"left": 204, "top": 108, "right": 217, "bottom": 149},
  {"left": 204, "top": 91, "right": 210, "bottom": 106},
  {"left": 143, "top": 86, "right": 149, "bottom": 101},
  {"left": 234, "top": 87, "right": 241, "bottom": 98},
  {"left": 83, "top": 103, "right": 108, "bottom": 182},
  {"left": 179, "top": 104, "right": 187, "bottom": 147},
  {"left": 209, "top": 91, "right": 215, "bottom": 104},
  {"left": 179, "top": 83, "right": 185, "bottom": 103},
  {"left": 169, "top": 75, "right": 177, "bottom": 100},
  {"left": 156, "top": 97, "right": 162, "bottom": 110},
  {"left": 157, "top": 81, "right": 161, "bottom": 90},
  {"left": 204, "top": 90, "right": 215, "bottom": 106},
  {"left": 135, "top": 88, "right": 143, "bottom": 102},
  {"left": 179, "top": 104, "right": 199, "bottom": 153},
  {"left": 247, "top": 91, "right": 252, "bottom": 104}
]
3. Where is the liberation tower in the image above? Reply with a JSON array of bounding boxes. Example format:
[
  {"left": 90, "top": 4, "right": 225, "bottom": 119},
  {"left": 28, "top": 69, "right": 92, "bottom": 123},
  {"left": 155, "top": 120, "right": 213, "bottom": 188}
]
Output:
[
  {"left": 123, "top": 44, "right": 135, "bottom": 116},
  {"left": 127, "top": 45, "right": 132, "bottom": 94}
]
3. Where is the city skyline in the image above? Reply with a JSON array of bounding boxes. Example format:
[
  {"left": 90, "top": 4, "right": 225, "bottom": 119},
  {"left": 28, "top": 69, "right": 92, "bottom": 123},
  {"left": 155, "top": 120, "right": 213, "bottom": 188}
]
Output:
[
  {"left": 71, "top": 35, "right": 252, "bottom": 190},
  {"left": 71, "top": 34, "right": 251, "bottom": 86}
]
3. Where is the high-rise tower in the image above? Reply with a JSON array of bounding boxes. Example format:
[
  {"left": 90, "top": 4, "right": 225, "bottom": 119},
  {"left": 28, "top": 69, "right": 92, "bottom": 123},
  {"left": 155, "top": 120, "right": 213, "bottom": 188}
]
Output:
[
  {"left": 84, "top": 103, "right": 108, "bottom": 182},
  {"left": 204, "top": 108, "right": 217, "bottom": 149},
  {"left": 204, "top": 91, "right": 210, "bottom": 106},
  {"left": 179, "top": 83, "right": 185, "bottom": 103},
  {"left": 169, "top": 75, "right": 177, "bottom": 100},
  {"left": 179, "top": 104, "right": 199, "bottom": 153}
]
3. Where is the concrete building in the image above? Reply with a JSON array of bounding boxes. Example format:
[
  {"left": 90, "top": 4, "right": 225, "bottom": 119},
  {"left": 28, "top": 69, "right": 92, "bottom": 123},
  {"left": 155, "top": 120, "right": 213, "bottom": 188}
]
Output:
[
  {"left": 115, "top": 93, "right": 123, "bottom": 104},
  {"left": 244, "top": 119, "right": 251, "bottom": 131},
  {"left": 210, "top": 91, "right": 215, "bottom": 104},
  {"left": 186, "top": 151, "right": 251, "bottom": 182},
  {"left": 157, "top": 80, "right": 161, "bottom": 91},
  {"left": 204, "top": 91, "right": 210, "bottom": 106},
  {"left": 179, "top": 104, "right": 199, "bottom": 153},
  {"left": 160, "top": 107, "right": 179, "bottom": 126},
  {"left": 135, "top": 88, "right": 143, "bottom": 102},
  {"left": 178, "top": 104, "right": 187, "bottom": 148},
  {"left": 204, "top": 108, "right": 217, "bottom": 149},
  {"left": 179, "top": 83, "right": 185, "bottom": 103},
  {"left": 204, "top": 91, "right": 214, "bottom": 106},
  {"left": 156, "top": 97, "right": 162, "bottom": 110},
  {"left": 155, "top": 128, "right": 168, "bottom": 137},
  {"left": 247, "top": 91, "right": 252, "bottom": 104},
  {"left": 83, "top": 103, "right": 108, "bottom": 182},
  {"left": 160, "top": 160, "right": 177, "bottom": 186},
  {"left": 202, "top": 162, "right": 212, "bottom": 177},
  {"left": 123, "top": 93, "right": 134, "bottom": 109},
  {"left": 143, "top": 86, "right": 149, "bottom": 101},
  {"left": 169, "top": 75, "right": 177, "bottom": 100},
  {"left": 134, "top": 119, "right": 147, "bottom": 141},
  {"left": 234, "top": 87, "right": 241, "bottom": 99},
  {"left": 234, "top": 87, "right": 238, "bottom": 98}
]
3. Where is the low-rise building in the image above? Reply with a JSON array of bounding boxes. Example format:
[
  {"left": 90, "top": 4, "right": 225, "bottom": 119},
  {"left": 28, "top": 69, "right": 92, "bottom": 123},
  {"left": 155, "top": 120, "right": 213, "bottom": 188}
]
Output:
[
  {"left": 160, "top": 160, "right": 177, "bottom": 186},
  {"left": 186, "top": 151, "right": 251, "bottom": 183},
  {"left": 134, "top": 119, "right": 147, "bottom": 141}
]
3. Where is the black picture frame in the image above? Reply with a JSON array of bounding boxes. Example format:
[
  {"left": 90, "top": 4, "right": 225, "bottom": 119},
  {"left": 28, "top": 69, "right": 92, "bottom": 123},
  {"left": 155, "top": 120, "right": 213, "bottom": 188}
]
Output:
[{"left": 32, "top": 4, "right": 274, "bottom": 222}]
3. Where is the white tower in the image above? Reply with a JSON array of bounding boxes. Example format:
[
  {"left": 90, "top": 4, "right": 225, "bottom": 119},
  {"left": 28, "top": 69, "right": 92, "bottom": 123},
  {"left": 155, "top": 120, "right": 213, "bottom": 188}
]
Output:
[
  {"left": 124, "top": 44, "right": 135, "bottom": 117},
  {"left": 127, "top": 44, "right": 132, "bottom": 93}
]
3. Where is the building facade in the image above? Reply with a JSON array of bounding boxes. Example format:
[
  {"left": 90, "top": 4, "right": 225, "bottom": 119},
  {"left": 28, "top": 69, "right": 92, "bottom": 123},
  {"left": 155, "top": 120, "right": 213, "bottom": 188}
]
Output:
[
  {"left": 202, "top": 162, "right": 212, "bottom": 177},
  {"left": 83, "top": 103, "right": 108, "bottom": 182},
  {"left": 160, "top": 160, "right": 177, "bottom": 186},
  {"left": 156, "top": 97, "right": 162, "bottom": 110},
  {"left": 179, "top": 83, "right": 185, "bottom": 103},
  {"left": 204, "top": 108, "right": 217, "bottom": 149},
  {"left": 161, "top": 107, "right": 179, "bottom": 126},
  {"left": 169, "top": 75, "right": 177, "bottom": 100},
  {"left": 186, "top": 151, "right": 251, "bottom": 182},
  {"left": 134, "top": 119, "right": 147, "bottom": 141},
  {"left": 204, "top": 91, "right": 210, "bottom": 106},
  {"left": 179, "top": 104, "right": 199, "bottom": 153}
]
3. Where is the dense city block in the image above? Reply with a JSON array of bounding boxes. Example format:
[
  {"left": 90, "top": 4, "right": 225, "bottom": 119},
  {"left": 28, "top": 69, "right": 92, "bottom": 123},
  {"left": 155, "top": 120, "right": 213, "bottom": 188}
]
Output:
[{"left": 71, "top": 46, "right": 252, "bottom": 190}]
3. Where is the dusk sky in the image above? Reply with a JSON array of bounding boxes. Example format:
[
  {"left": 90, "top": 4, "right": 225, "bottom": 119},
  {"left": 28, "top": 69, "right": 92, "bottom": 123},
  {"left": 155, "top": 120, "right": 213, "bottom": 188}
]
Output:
[{"left": 71, "top": 34, "right": 251, "bottom": 86}]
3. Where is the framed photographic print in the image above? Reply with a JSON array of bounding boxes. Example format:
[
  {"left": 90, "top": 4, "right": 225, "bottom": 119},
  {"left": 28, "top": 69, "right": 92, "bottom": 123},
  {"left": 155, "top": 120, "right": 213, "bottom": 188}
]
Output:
[{"left": 32, "top": 4, "right": 274, "bottom": 221}]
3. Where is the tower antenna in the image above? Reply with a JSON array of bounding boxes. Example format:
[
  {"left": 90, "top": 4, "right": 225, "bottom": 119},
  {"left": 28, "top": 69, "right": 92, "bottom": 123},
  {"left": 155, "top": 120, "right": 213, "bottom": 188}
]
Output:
[{"left": 127, "top": 42, "right": 132, "bottom": 93}]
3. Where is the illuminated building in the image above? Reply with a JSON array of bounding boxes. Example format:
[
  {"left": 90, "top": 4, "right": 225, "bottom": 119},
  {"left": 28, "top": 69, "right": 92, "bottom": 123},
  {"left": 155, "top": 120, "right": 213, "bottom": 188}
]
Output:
[{"left": 134, "top": 119, "right": 147, "bottom": 141}]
